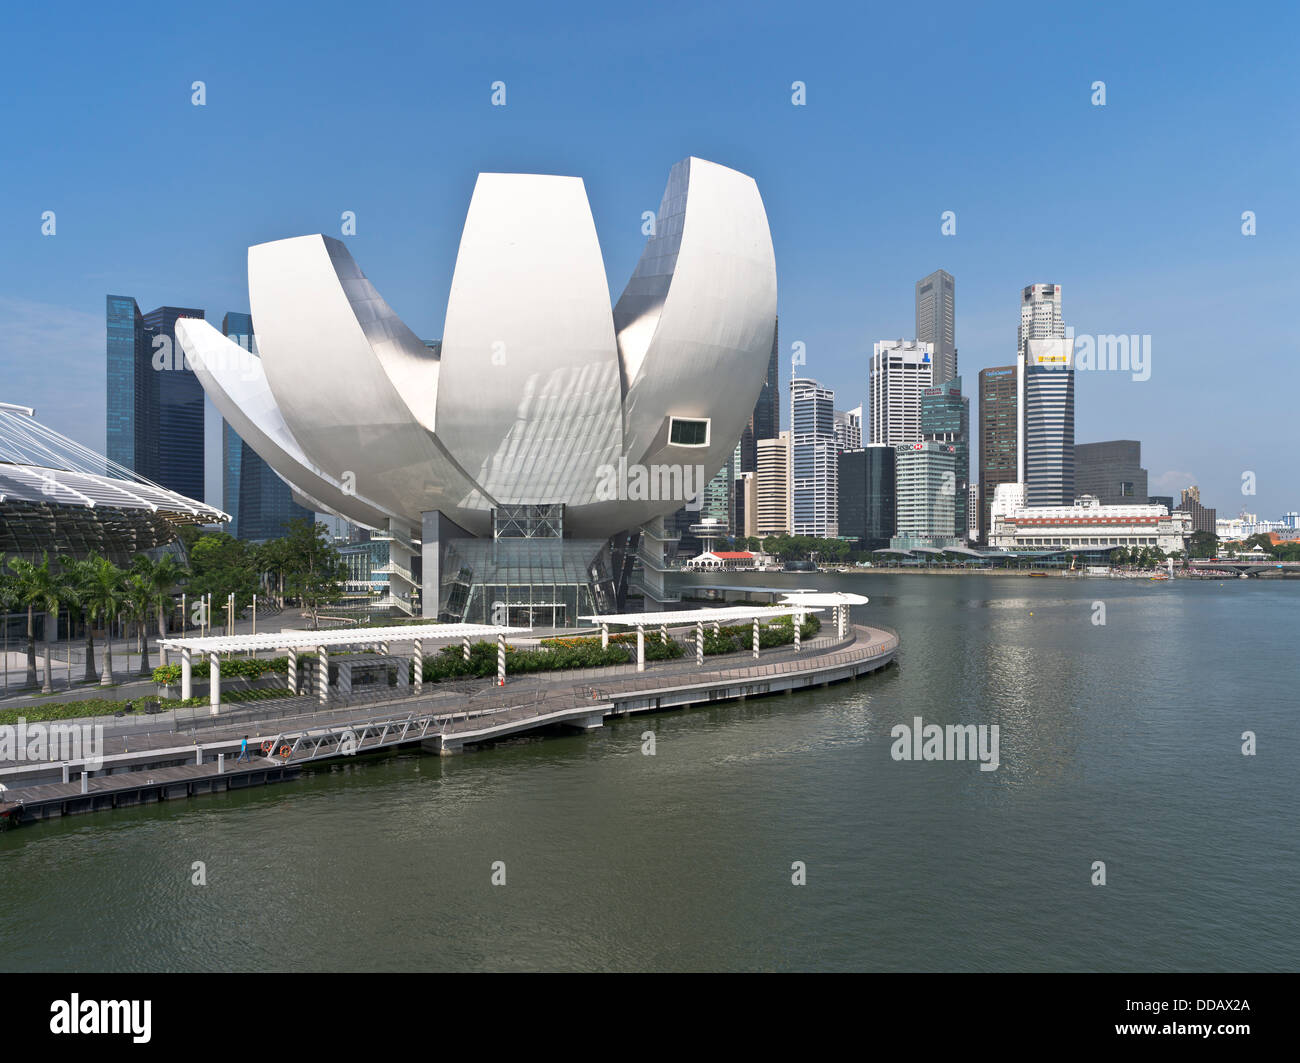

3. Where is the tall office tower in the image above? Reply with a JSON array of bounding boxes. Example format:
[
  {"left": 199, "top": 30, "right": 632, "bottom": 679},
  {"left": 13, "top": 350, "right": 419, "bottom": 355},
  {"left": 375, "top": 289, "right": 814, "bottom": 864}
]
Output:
[
  {"left": 891, "top": 441, "right": 960, "bottom": 550},
  {"left": 869, "top": 340, "right": 934, "bottom": 446},
  {"left": 1175, "top": 485, "right": 1217, "bottom": 536},
  {"left": 837, "top": 444, "right": 896, "bottom": 551},
  {"left": 106, "top": 295, "right": 206, "bottom": 499},
  {"left": 791, "top": 378, "right": 838, "bottom": 536},
  {"left": 1074, "top": 440, "right": 1149, "bottom": 506},
  {"left": 967, "top": 482, "right": 980, "bottom": 541},
  {"left": 1017, "top": 284, "right": 1074, "bottom": 507},
  {"left": 733, "top": 471, "right": 757, "bottom": 540},
  {"left": 739, "top": 318, "right": 780, "bottom": 475},
  {"left": 834, "top": 406, "right": 862, "bottom": 452},
  {"left": 978, "top": 365, "right": 1017, "bottom": 543},
  {"left": 916, "top": 270, "right": 957, "bottom": 385},
  {"left": 221, "top": 312, "right": 313, "bottom": 541},
  {"left": 756, "top": 431, "right": 793, "bottom": 536},
  {"left": 921, "top": 377, "right": 970, "bottom": 540}
]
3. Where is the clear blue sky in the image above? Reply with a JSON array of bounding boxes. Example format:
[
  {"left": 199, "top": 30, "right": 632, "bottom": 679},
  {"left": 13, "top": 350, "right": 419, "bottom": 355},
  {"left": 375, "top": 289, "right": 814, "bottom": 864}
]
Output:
[{"left": 2, "top": 0, "right": 1296, "bottom": 516}]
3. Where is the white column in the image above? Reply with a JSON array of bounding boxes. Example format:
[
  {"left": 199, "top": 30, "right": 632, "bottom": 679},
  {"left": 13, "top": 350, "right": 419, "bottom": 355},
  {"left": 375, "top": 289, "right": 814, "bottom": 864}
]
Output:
[
  {"left": 696, "top": 620, "right": 704, "bottom": 666},
  {"left": 318, "top": 645, "right": 328, "bottom": 705},
  {"left": 462, "top": 634, "right": 470, "bottom": 661},
  {"left": 287, "top": 647, "right": 298, "bottom": 694},
  {"left": 794, "top": 610, "right": 802, "bottom": 652},
  {"left": 413, "top": 639, "right": 423, "bottom": 694},
  {"left": 659, "top": 624, "right": 667, "bottom": 644},
  {"left": 209, "top": 652, "right": 221, "bottom": 714},
  {"left": 601, "top": 623, "right": 608, "bottom": 649},
  {"left": 636, "top": 625, "right": 645, "bottom": 672},
  {"left": 497, "top": 632, "right": 506, "bottom": 684},
  {"left": 181, "top": 647, "right": 192, "bottom": 700},
  {"left": 752, "top": 616, "right": 760, "bottom": 659},
  {"left": 712, "top": 621, "right": 720, "bottom": 636}
]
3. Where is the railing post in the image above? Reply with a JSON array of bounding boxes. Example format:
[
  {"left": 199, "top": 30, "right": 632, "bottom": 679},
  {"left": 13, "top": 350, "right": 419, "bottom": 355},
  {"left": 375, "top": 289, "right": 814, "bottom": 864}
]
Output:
[{"left": 413, "top": 639, "right": 423, "bottom": 694}]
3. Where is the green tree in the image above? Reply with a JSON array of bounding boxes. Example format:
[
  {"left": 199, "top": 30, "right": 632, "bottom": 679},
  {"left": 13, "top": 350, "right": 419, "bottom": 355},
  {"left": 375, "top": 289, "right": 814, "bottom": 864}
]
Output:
[
  {"left": 122, "top": 571, "right": 155, "bottom": 675},
  {"left": 61, "top": 555, "right": 102, "bottom": 683},
  {"left": 281, "top": 519, "right": 346, "bottom": 630},
  {"left": 187, "top": 532, "right": 259, "bottom": 623},
  {"left": 20, "top": 553, "right": 67, "bottom": 693},
  {"left": 133, "top": 553, "right": 188, "bottom": 665},
  {"left": 83, "top": 555, "right": 125, "bottom": 687},
  {"left": 6, "top": 556, "right": 41, "bottom": 686}
]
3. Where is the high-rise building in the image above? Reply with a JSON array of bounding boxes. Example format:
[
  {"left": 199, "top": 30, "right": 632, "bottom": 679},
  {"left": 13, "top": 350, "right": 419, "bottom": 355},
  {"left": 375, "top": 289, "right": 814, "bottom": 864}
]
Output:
[
  {"left": 756, "top": 431, "right": 792, "bottom": 536},
  {"left": 834, "top": 406, "right": 862, "bottom": 452},
  {"left": 891, "top": 441, "right": 961, "bottom": 550},
  {"left": 220, "top": 312, "right": 313, "bottom": 541},
  {"left": 1017, "top": 284, "right": 1074, "bottom": 507},
  {"left": 1175, "top": 486, "right": 1217, "bottom": 536},
  {"left": 921, "top": 376, "right": 969, "bottom": 540},
  {"left": 1074, "top": 440, "right": 1149, "bottom": 507},
  {"left": 915, "top": 270, "right": 957, "bottom": 386},
  {"left": 870, "top": 340, "right": 934, "bottom": 446},
  {"left": 967, "top": 482, "right": 980, "bottom": 541},
  {"left": 837, "top": 444, "right": 896, "bottom": 551},
  {"left": 791, "top": 378, "right": 838, "bottom": 536},
  {"left": 978, "top": 364, "right": 1017, "bottom": 543},
  {"left": 733, "top": 471, "right": 757, "bottom": 540},
  {"left": 739, "top": 318, "right": 780, "bottom": 475},
  {"left": 106, "top": 296, "right": 206, "bottom": 500}
]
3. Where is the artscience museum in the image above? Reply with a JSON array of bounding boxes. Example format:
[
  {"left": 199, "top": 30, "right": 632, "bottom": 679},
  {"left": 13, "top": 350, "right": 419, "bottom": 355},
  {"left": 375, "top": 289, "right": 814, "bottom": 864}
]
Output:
[{"left": 176, "top": 157, "right": 777, "bottom": 626}]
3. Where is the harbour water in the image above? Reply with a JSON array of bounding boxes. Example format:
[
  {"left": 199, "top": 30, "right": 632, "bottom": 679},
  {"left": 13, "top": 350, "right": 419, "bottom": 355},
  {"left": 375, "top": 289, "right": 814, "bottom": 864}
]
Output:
[{"left": 1, "top": 573, "right": 1295, "bottom": 971}]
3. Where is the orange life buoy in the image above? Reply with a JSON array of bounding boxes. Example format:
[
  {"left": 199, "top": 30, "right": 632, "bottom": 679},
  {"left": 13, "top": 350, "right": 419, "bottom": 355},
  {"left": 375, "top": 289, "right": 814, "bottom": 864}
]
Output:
[
  {"left": 278, "top": 745, "right": 291, "bottom": 760},
  {"left": 260, "top": 741, "right": 273, "bottom": 755}
]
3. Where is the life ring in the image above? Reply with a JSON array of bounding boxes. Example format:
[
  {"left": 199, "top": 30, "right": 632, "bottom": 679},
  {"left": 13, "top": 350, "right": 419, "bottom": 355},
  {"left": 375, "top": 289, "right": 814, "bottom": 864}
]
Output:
[
  {"left": 278, "top": 745, "right": 292, "bottom": 760},
  {"left": 260, "top": 741, "right": 273, "bottom": 756}
]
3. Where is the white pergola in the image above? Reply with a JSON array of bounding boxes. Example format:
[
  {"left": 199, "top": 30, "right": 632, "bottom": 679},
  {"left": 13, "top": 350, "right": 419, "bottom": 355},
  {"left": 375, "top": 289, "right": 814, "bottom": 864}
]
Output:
[
  {"left": 578, "top": 605, "right": 824, "bottom": 671},
  {"left": 777, "top": 592, "right": 868, "bottom": 639},
  {"left": 158, "top": 623, "right": 529, "bottom": 713}
]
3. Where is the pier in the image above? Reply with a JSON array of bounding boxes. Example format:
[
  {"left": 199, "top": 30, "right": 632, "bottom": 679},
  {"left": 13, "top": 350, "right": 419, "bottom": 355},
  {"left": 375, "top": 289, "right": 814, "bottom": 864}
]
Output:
[{"left": 0, "top": 622, "right": 898, "bottom": 827}]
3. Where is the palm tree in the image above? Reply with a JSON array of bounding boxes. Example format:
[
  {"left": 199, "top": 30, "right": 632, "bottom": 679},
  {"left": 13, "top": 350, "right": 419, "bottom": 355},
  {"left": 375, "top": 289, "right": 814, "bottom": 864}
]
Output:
[
  {"left": 135, "top": 553, "right": 187, "bottom": 666},
  {"left": 61, "top": 555, "right": 100, "bottom": 683},
  {"left": 20, "top": 553, "right": 67, "bottom": 694},
  {"left": 83, "top": 555, "right": 124, "bottom": 687},
  {"left": 0, "top": 568, "right": 19, "bottom": 694},
  {"left": 6, "top": 556, "right": 40, "bottom": 686},
  {"left": 123, "top": 572, "right": 153, "bottom": 676}
]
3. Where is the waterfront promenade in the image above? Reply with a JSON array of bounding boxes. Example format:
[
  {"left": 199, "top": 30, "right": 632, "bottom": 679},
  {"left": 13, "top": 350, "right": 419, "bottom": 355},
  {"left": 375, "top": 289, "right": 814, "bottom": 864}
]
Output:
[{"left": 0, "top": 623, "right": 898, "bottom": 827}]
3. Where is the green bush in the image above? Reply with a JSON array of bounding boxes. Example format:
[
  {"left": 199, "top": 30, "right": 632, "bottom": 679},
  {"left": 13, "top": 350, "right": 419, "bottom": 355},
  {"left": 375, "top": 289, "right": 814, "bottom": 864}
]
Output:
[{"left": 153, "top": 655, "right": 292, "bottom": 686}]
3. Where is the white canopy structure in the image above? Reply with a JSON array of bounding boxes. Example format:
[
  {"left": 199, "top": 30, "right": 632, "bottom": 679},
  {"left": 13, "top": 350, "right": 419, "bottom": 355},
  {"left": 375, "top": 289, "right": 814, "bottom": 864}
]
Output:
[
  {"left": 579, "top": 605, "right": 825, "bottom": 670},
  {"left": 778, "top": 591, "right": 869, "bottom": 638},
  {"left": 160, "top": 623, "right": 529, "bottom": 710}
]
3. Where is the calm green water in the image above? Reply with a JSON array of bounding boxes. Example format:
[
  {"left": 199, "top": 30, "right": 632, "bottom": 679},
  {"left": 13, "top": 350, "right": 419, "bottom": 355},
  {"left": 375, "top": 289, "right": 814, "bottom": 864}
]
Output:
[{"left": 1, "top": 574, "right": 1296, "bottom": 971}]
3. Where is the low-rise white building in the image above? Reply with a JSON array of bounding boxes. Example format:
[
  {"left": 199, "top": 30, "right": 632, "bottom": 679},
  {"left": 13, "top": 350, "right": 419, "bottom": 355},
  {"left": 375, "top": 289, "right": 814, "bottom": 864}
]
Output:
[{"left": 989, "top": 491, "right": 1190, "bottom": 552}]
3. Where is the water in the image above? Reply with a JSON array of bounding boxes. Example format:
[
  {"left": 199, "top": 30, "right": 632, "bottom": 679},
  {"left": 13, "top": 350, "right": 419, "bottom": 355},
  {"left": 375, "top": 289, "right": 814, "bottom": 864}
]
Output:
[{"left": 2, "top": 573, "right": 1296, "bottom": 971}]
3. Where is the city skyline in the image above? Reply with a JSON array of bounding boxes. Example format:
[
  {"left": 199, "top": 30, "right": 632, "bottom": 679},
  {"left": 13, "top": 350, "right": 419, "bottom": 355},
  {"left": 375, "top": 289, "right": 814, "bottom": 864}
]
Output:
[{"left": 2, "top": 3, "right": 1296, "bottom": 517}]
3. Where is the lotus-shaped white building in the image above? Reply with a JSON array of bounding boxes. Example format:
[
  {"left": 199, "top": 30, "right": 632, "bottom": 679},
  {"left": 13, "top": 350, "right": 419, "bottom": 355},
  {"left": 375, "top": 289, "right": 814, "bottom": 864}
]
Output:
[{"left": 177, "top": 157, "right": 777, "bottom": 624}]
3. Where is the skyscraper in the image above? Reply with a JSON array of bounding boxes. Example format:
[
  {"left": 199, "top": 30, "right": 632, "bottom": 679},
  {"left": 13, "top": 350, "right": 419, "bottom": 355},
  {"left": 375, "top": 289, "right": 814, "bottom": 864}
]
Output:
[
  {"left": 791, "top": 378, "right": 837, "bottom": 536},
  {"left": 106, "top": 295, "right": 206, "bottom": 499},
  {"left": 921, "top": 377, "right": 970, "bottom": 540},
  {"left": 837, "top": 444, "right": 896, "bottom": 551},
  {"left": 834, "top": 406, "right": 862, "bottom": 452},
  {"left": 977, "top": 365, "right": 1017, "bottom": 542},
  {"left": 739, "top": 318, "right": 780, "bottom": 475},
  {"left": 870, "top": 340, "right": 934, "bottom": 446},
  {"left": 915, "top": 270, "right": 957, "bottom": 386},
  {"left": 1074, "top": 440, "right": 1148, "bottom": 507},
  {"left": 221, "top": 312, "right": 313, "bottom": 540},
  {"left": 891, "top": 441, "right": 960, "bottom": 550},
  {"left": 756, "top": 431, "right": 792, "bottom": 536},
  {"left": 1017, "top": 284, "right": 1074, "bottom": 507}
]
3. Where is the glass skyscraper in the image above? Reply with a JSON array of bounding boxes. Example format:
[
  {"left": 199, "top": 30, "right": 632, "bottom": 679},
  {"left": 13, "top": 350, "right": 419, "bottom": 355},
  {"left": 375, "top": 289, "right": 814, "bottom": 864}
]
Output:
[
  {"left": 221, "top": 312, "right": 312, "bottom": 540},
  {"left": 920, "top": 376, "right": 970, "bottom": 540},
  {"left": 837, "top": 444, "right": 895, "bottom": 551},
  {"left": 105, "top": 295, "right": 205, "bottom": 499},
  {"left": 790, "top": 377, "right": 837, "bottom": 537}
]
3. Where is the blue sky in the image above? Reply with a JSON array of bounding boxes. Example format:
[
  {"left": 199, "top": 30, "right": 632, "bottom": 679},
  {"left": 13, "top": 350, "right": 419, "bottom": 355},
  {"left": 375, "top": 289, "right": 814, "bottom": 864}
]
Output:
[{"left": 2, "top": 0, "right": 1296, "bottom": 515}]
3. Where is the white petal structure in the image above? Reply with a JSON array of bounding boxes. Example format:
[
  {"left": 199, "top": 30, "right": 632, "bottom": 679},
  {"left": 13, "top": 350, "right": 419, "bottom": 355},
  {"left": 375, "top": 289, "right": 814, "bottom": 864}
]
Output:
[{"left": 176, "top": 157, "right": 777, "bottom": 614}]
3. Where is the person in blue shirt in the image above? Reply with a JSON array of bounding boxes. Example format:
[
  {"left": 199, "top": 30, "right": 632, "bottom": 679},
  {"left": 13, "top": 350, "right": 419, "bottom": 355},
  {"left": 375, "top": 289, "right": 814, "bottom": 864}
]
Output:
[{"left": 236, "top": 735, "right": 250, "bottom": 762}]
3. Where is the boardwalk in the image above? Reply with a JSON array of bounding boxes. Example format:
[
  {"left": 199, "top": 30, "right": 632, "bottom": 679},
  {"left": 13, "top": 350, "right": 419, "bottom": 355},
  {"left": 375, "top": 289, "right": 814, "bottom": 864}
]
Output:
[{"left": 1, "top": 624, "right": 898, "bottom": 826}]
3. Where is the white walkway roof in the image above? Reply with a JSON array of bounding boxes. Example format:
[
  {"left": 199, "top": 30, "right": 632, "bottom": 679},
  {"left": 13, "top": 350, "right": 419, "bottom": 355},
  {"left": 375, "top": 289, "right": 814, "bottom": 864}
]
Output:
[
  {"left": 579, "top": 605, "right": 823, "bottom": 627},
  {"left": 160, "top": 623, "right": 528, "bottom": 655},
  {"left": 778, "top": 591, "right": 869, "bottom": 606}
]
